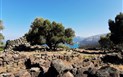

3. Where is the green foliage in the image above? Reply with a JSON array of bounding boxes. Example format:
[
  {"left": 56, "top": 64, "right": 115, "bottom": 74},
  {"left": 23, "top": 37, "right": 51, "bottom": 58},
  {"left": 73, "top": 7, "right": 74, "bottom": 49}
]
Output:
[
  {"left": 65, "top": 28, "right": 75, "bottom": 38},
  {"left": 0, "top": 20, "right": 4, "bottom": 30},
  {"left": 99, "top": 34, "right": 113, "bottom": 50},
  {"left": 0, "top": 33, "right": 4, "bottom": 41},
  {"left": 57, "top": 44, "right": 70, "bottom": 50},
  {"left": 108, "top": 12, "right": 123, "bottom": 44},
  {"left": 26, "top": 18, "right": 75, "bottom": 50},
  {"left": 0, "top": 48, "right": 3, "bottom": 51},
  {"left": 0, "top": 20, "right": 4, "bottom": 46}
]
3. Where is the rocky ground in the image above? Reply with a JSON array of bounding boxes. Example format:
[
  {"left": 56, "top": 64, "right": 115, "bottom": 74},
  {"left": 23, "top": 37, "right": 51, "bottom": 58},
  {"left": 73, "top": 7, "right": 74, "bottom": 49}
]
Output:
[{"left": 0, "top": 49, "right": 123, "bottom": 77}]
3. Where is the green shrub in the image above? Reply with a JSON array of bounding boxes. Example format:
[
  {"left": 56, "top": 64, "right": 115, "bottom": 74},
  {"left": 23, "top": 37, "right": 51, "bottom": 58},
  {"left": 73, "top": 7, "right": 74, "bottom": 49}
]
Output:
[{"left": 57, "top": 44, "right": 70, "bottom": 50}]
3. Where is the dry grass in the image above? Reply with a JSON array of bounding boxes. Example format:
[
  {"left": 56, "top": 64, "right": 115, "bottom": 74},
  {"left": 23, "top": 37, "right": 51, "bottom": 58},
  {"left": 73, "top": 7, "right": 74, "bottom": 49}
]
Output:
[
  {"left": 19, "top": 50, "right": 72, "bottom": 57},
  {"left": 0, "top": 66, "right": 7, "bottom": 73},
  {"left": 110, "top": 64, "right": 123, "bottom": 71},
  {"left": 2, "top": 49, "right": 123, "bottom": 73}
]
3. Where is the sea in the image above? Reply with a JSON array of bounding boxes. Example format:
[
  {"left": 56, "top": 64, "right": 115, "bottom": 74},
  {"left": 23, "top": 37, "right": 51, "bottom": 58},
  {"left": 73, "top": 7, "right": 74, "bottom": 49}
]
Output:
[{"left": 67, "top": 43, "right": 79, "bottom": 49}]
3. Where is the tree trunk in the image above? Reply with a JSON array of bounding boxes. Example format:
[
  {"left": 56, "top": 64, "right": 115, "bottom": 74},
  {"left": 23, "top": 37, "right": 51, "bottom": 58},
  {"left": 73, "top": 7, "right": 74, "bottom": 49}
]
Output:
[{"left": 47, "top": 43, "right": 58, "bottom": 51}]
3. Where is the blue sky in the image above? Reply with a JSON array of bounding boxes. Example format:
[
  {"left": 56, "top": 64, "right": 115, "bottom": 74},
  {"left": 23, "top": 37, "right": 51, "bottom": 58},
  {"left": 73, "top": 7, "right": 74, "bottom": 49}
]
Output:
[{"left": 0, "top": 0, "right": 122, "bottom": 40}]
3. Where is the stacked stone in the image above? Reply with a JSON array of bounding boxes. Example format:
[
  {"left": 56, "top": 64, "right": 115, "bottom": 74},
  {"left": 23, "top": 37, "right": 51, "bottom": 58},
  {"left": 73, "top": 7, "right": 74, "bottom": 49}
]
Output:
[
  {"left": 4, "top": 36, "right": 47, "bottom": 52},
  {"left": 4, "top": 36, "right": 30, "bottom": 51},
  {"left": 0, "top": 51, "right": 122, "bottom": 77},
  {"left": 0, "top": 51, "right": 27, "bottom": 73}
]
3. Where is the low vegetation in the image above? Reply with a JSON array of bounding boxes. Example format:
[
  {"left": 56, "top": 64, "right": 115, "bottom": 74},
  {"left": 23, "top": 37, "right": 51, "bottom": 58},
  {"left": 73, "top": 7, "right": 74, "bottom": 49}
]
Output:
[{"left": 0, "top": 20, "right": 4, "bottom": 51}]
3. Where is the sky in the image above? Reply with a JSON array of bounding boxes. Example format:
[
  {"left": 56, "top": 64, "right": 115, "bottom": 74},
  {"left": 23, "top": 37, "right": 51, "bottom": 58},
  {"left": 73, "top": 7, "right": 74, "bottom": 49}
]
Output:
[{"left": 0, "top": 0, "right": 122, "bottom": 40}]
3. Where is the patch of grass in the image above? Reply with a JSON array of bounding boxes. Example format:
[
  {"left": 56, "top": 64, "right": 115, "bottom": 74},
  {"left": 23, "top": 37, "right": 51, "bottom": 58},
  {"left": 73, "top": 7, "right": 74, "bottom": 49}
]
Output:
[
  {"left": 0, "top": 47, "right": 4, "bottom": 52},
  {"left": 57, "top": 44, "right": 70, "bottom": 50},
  {"left": 83, "top": 55, "right": 96, "bottom": 59}
]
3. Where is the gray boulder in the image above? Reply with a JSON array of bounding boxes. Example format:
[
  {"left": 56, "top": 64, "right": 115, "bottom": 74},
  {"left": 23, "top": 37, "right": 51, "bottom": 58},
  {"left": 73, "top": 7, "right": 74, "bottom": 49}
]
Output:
[{"left": 51, "top": 60, "right": 73, "bottom": 74}]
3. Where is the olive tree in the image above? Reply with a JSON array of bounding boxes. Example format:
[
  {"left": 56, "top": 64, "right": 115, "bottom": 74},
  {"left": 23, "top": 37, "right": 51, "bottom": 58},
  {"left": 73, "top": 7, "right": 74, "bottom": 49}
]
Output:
[{"left": 26, "top": 18, "right": 75, "bottom": 50}]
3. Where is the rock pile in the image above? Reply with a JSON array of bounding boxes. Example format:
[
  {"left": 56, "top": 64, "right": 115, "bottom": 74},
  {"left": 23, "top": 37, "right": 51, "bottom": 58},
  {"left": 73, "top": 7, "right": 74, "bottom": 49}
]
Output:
[
  {"left": 101, "top": 52, "right": 123, "bottom": 64},
  {"left": 5, "top": 36, "right": 30, "bottom": 51},
  {"left": 0, "top": 51, "right": 122, "bottom": 77},
  {"left": 4, "top": 36, "right": 46, "bottom": 52}
]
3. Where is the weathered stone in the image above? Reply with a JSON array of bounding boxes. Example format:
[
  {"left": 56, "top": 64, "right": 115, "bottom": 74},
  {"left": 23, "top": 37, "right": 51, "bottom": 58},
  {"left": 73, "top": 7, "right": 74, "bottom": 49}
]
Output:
[
  {"left": 6, "top": 65, "right": 12, "bottom": 72},
  {"left": 30, "top": 71, "right": 40, "bottom": 77},
  {"left": 3, "top": 57, "right": 10, "bottom": 62},
  {"left": 71, "top": 68, "right": 77, "bottom": 76},
  {"left": 0, "top": 61, "right": 3, "bottom": 66},
  {"left": 51, "top": 60, "right": 73, "bottom": 74},
  {"left": 3, "top": 61, "right": 7, "bottom": 66},
  {"left": 96, "top": 66, "right": 119, "bottom": 77},
  {"left": 5, "top": 36, "right": 31, "bottom": 51},
  {"left": 30, "top": 67, "right": 40, "bottom": 72},
  {"left": 30, "top": 67, "right": 42, "bottom": 77},
  {"left": 60, "top": 71, "right": 74, "bottom": 77},
  {"left": 14, "top": 70, "right": 31, "bottom": 77},
  {"left": 41, "top": 66, "right": 49, "bottom": 73},
  {"left": 102, "top": 53, "right": 123, "bottom": 64},
  {"left": 74, "top": 68, "right": 88, "bottom": 77},
  {"left": 0, "top": 73, "right": 14, "bottom": 77}
]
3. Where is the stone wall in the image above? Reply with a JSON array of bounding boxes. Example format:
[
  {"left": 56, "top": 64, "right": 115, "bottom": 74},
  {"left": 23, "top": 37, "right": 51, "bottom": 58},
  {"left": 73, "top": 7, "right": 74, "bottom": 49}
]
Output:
[
  {"left": 4, "top": 36, "right": 47, "bottom": 52},
  {"left": 0, "top": 51, "right": 122, "bottom": 77},
  {"left": 4, "top": 36, "right": 31, "bottom": 51}
]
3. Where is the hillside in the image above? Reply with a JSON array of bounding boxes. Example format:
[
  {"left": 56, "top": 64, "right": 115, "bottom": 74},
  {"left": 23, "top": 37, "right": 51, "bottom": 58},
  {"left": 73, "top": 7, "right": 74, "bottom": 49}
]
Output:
[{"left": 79, "top": 34, "right": 107, "bottom": 48}]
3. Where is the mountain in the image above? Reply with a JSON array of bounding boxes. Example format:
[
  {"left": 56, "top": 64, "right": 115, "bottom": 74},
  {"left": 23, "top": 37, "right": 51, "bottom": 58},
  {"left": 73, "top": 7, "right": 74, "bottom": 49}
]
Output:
[
  {"left": 66, "top": 36, "right": 84, "bottom": 48},
  {"left": 79, "top": 34, "right": 107, "bottom": 48},
  {"left": 73, "top": 36, "right": 84, "bottom": 43}
]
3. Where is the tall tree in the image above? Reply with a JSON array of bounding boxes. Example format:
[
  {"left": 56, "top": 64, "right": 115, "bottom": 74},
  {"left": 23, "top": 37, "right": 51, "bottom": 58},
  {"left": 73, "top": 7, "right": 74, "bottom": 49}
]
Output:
[
  {"left": 26, "top": 18, "right": 75, "bottom": 50},
  {"left": 108, "top": 12, "right": 123, "bottom": 44}
]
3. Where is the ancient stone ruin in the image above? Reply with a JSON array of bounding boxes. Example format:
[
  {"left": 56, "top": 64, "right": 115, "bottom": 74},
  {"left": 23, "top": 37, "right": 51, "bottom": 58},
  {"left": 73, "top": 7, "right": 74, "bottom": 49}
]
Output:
[
  {"left": 2, "top": 36, "right": 123, "bottom": 77},
  {"left": 4, "top": 36, "right": 46, "bottom": 52},
  {"left": 0, "top": 50, "right": 123, "bottom": 77},
  {"left": 5, "top": 36, "right": 30, "bottom": 51}
]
